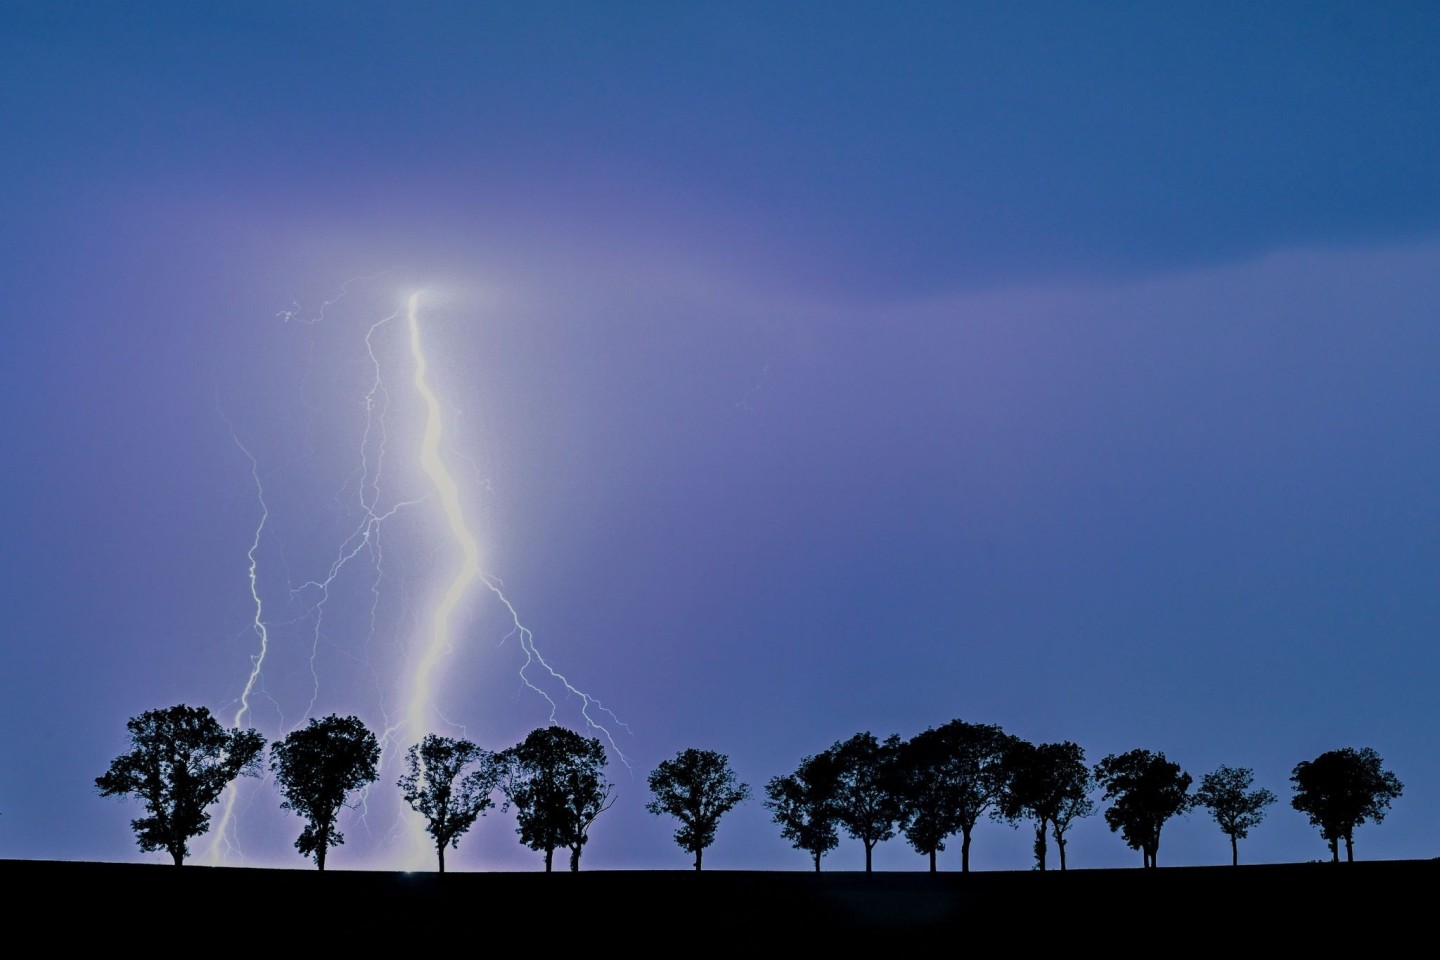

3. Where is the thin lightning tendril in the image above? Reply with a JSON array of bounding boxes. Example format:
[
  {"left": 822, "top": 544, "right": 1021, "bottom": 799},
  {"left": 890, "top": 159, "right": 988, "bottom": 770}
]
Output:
[{"left": 206, "top": 424, "right": 274, "bottom": 862}]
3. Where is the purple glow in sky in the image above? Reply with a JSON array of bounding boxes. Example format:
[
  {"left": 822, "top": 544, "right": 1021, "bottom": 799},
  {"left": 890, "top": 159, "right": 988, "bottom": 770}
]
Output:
[{"left": 2, "top": 3, "right": 1437, "bottom": 871}]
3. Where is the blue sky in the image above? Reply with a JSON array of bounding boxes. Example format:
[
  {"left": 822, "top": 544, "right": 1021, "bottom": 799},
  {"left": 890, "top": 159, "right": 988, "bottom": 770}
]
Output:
[{"left": 2, "top": 2, "right": 1437, "bottom": 871}]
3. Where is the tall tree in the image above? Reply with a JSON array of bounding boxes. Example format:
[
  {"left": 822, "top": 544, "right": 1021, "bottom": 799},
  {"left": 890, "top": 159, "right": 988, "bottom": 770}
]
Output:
[
  {"left": 95, "top": 704, "right": 265, "bottom": 866},
  {"left": 909, "top": 720, "right": 1016, "bottom": 872},
  {"left": 893, "top": 730, "right": 954, "bottom": 871},
  {"left": 764, "top": 750, "right": 842, "bottom": 872},
  {"left": 270, "top": 714, "right": 380, "bottom": 870},
  {"left": 397, "top": 734, "right": 505, "bottom": 873},
  {"left": 501, "top": 726, "right": 614, "bottom": 872},
  {"left": 645, "top": 748, "right": 750, "bottom": 870},
  {"left": 1194, "top": 765, "right": 1276, "bottom": 866},
  {"left": 1290, "top": 747, "right": 1403, "bottom": 863},
  {"left": 999, "top": 739, "right": 1094, "bottom": 871},
  {"left": 1093, "top": 748, "right": 1193, "bottom": 868},
  {"left": 827, "top": 732, "right": 904, "bottom": 872}
]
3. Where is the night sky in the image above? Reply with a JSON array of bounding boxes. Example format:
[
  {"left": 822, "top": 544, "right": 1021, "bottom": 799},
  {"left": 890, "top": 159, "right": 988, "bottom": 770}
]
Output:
[{"left": 3, "top": 2, "right": 1437, "bottom": 872}]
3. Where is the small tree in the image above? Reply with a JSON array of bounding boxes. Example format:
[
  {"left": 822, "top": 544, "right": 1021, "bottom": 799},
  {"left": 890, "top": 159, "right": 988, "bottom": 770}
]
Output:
[
  {"left": 1195, "top": 765, "right": 1276, "bottom": 866},
  {"left": 398, "top": 734, "right": 505, "bottom": 873},
  {"left": 764, "top": 751, "right": 842, "bottom": 872},
  {"left": 501, "top": 726, "right": 614, "bottom": 872},
  {"left": 1094, "top": 748, "right": 1193, "bottom": 868},
  {"left": 1290, "top": 747, "right": 1403, "bottom": 862},
  {"left": 95, "top": 704, "right": 265, "bottom": 866},
  {"left": 999, "top": 739, "right": 1094, "bottom": 871},
  {"left": 828, "top": 732, "right": 904, "bottom": 872},
  {"left": 270, "top": 714, "right": 380, "bottom": 870},
  {"left": 645, "top": 748, "right": 751, "bottom": 870}
]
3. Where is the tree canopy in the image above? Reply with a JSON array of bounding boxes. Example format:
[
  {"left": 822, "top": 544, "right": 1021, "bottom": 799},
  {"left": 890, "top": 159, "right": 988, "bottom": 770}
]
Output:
[
  {"left": 764, "top": 750, "right": 842, "bottom": 872},
  {"left": 827, "top": 732, "right": 904, "bottom": 872},
  {"left": 270, "top": 713, "right": 380, "bottom": 870},
  {"left": 1290, "top": 747, "right": 1403, "bottom": 862},
  {"left": 892, "top": 730, "right": 953, "bottom": 871},
  {"left": 908, "top": 720, "right": 1016, "bottom": 872},
  {"left": 501, "top": 725, "right": 614, "bottom": 872},
  {"left": 398, "top": 734, "right": 505, "bottom": 872},
  {"left": 1093, "top": 748, "right": 1193, "bottom": 868},
  {"left": 1195, "top": 765, "right": 1276, "bottom": 866},
  {"left": 999, "top": 739, "right": 1094, "bottom": 871},
  {"left": 95, "top": 704, "right": 265, "bottom": 866},
  {"left": 645, "top": 748, "right": 750, "bottom": 870}
]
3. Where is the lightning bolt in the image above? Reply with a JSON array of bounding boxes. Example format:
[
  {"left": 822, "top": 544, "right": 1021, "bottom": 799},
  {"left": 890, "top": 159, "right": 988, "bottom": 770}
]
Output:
[
  {"left": 403, "top": 291, "right": 630, "bottom": 771},
  {"left": 209, "top": 282, "right": 628, "bottom": 869},
  {"left": 400, "top": 291, "right": 482, "bottom": 737},
  {"left": 204, "top": 423, "right": 274, "bottom": 862}
]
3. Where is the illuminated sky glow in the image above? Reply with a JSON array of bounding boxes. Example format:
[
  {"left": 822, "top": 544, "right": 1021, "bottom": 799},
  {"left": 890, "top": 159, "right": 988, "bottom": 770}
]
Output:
[{"left": 2, "top": 3, "right": 1438, "bottom": 871}]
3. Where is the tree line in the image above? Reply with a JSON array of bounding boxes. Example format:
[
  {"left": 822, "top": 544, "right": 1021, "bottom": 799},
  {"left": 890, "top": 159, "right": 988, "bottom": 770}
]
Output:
[
  {"left": 96, "top": 706, "right": 618, "bottom": 872},
  {"left": 96, "top": 705, "right": 1403, "bottom": 871},
  {"left": 763, "top": 722, "right": 1403, "bottom": 872}
]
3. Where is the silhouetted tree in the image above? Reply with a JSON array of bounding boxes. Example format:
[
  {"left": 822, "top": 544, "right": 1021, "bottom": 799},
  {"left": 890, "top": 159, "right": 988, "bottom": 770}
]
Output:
[
  {"left": 911, "top": 720, "right": 1016, "bottom": 872},
  {"left": 1195, "top": 765, "right": 1276, "bottom": 866},
  {"left": 999, "top": 739, "right": 1094, "bottom": 871},
  {"left": 764, "top": 750, "right": 842, "bottom": 872},
  {"left": 1094, "top": 748, "right": 1193, "bottom": 868},
  {"left": 645, "top": 748, "right": 750, "bottom": 870},
  {"left": 501, "top": 726, "right": 614, "bottom": 872},
  {"left": 398, "top": 733, "right": 505, "bottom": 873},
  {"left": 827, "top": 732, "right": 904, "bottom": 872},
  {"left": 893, "top": 730, "right": 954, "bottom": 871},
  {"left": 270, "top": 714, "right": 380, "bottom": 870},
  {"left": 95, "top": 704, "right": 264, "bottom": 866},
  {"left": 1290, "top": 747, "right": 1403, "bottom": 863}
]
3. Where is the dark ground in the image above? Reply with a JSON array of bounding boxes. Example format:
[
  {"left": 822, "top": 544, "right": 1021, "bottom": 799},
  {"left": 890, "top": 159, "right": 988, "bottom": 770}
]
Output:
[{"left": 9, "top": 858, "right": 1433, "bottom": 944}]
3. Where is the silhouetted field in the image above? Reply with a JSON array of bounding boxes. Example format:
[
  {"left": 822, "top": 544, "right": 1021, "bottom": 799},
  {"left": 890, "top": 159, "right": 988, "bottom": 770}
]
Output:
[{"left": 9, "top": 858, "right": 1433, "bottom": 943}]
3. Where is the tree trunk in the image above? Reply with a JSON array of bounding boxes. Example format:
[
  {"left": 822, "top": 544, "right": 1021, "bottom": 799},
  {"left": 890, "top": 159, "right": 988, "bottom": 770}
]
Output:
[
  {"left": 171, "top": 847, "right": 184, "bottom": 867},
  {"left": 570, "top": 846, "right": 581, "bottom": 872},
  {"left": 694, "top": 846, "right": 703, "bottom": 871},
  {"left": 545, "top": 847, "right": 554, "bottom": 872},
  {"left": 1344, "top": 833, "right": 1354, "bottom": 862},
  {"left": 928, "top": 849, "right": 936, "bottom": 873},
  {"left": 1230, "top": 835, "right": 1238, "bottom": 867},
  {"left": 438, "top": 844, "right": 446, "bottom": 874},
  {"left": 1329, "top": 837, "right": 1339, "bottom": 863},
  {"left": 1057, "top": 836, "right": 1067, "bottom": 871},
  {"left": 1034, "top": 821, "right": 1047, "bottom": 871},
  {"left": 961, "top": 829, "right": 972, "bottom": 873},
  {"left": 813, "top": 849, "right": 821, "bottom": 872},
  {"left": 865, "top": 841, "right": 873, "bottom": 873}
]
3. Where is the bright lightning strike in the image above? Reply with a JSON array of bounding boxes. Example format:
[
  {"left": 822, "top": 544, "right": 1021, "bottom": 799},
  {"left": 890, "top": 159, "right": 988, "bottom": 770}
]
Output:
[
  {"left": 207, "top": 281, "right": 627, "bottom": 869},
  {"left": 401, "top": 291, "right": 482, "bottom": 739},
  {"left": 404, "top": 292, "right": 630, "bottom": 764}
]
